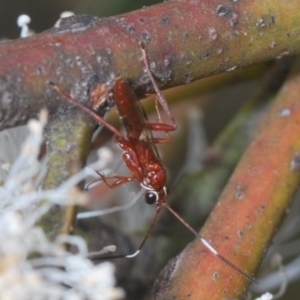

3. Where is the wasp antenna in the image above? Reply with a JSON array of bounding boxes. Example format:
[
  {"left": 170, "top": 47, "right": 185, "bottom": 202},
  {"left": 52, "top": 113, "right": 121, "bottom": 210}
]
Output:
[
  {"left": 163, "top": 202, "right": 257, "bottom": 284},
  {"left": 214, "top": 251, "right": 258, "bottom": 284}
]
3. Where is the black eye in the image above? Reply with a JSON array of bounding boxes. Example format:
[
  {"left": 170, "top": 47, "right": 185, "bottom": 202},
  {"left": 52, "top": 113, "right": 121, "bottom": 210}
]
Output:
[{"left": 145, "top": 191, "right": 158, "bottom": 205}]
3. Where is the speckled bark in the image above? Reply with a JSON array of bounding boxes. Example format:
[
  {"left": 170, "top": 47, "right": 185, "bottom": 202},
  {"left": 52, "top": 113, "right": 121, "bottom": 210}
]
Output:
[
  {"left": 153, "top": 57, "right": 300, "bottom": 300},
  {"left": 0, "top": 0, "right": 300, "bottom": 130}
]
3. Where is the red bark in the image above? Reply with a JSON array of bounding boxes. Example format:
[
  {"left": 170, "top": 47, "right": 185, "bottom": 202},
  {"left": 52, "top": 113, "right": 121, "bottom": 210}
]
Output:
[{"left": 0, "top": 0, "right": 300, "bottom": 130}]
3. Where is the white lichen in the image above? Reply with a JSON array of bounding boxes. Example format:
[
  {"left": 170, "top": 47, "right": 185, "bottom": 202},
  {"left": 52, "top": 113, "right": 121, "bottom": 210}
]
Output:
[
  {"left": 0, "top": 111, "right": 124, "bottom": 299},
  {"left": 17, "top": 14, "right": 34, "bottom": 38}
]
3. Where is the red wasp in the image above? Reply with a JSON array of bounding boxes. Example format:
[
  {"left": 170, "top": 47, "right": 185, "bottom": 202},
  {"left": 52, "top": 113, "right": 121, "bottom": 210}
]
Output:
[{"left": 50, "top": 48, "right": 255, "bottom": 283}]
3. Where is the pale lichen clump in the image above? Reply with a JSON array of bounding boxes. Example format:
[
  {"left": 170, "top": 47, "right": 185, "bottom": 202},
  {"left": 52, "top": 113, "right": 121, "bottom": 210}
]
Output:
[
  {"left": 17, "top": 14, "right": 34, "bottom": 38},
  {"left": 0, "top": 110, "right": 124, "bottom": 300},
  {"left": 254, "top": 292, "right": 273, "bottom": 300}
]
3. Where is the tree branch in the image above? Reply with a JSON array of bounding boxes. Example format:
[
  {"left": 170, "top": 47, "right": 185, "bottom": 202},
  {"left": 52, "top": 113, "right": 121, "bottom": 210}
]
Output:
[
  {"left": 38, "top": 109, "right": 94, "bottom": 239},
  {"left": 154, "top": 56, "right": 300, "bottom": 300},
  {"left": 1, "top": 0, "right": 300, "bottom": 130}
]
